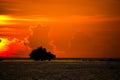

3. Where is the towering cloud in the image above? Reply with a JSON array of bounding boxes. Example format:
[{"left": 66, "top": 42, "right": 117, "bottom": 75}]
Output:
[
  {"left": 67, "top": 21, "right": 120, "bottom": 58},
  {"left": 0, "top": 25, "right": 33, "bottom": 57},
  {"left": 28, "top": 25, "right": 52, "bottom": 52}
]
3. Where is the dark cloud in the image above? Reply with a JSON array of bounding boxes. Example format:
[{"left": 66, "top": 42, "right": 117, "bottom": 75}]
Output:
[
  {"left": 92, "top": 30, "right": 120, "bottom": 58},
  {"left": 28, "top": 25, "right": 52, "bottom": 51},
  {"left": 0, "top": 0, "right": 120, "bottom": 17},
  {"left": 67, "top": 22, "right": 120, "bottom": 58},
  {"left": 71, "top": 32, "right": 91, "bottom": 51},
  {"left": 67, "top": 32, "right": 92, "bottom": 57},
  {"left": 3, "top": 0, "right": 118, "bottom": 17},
  {"left": 0, "top": 0, "right": 18, "bottom": 15}
]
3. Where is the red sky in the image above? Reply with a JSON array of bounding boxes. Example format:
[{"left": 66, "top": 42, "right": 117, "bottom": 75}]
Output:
[{"left": 0, "top": 0, "right": 120, "bottom": 58}]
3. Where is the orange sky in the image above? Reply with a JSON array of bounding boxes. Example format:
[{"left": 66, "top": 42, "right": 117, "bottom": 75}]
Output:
[{"left": 0, "top": 0, "right": 120, "bottom": 58}]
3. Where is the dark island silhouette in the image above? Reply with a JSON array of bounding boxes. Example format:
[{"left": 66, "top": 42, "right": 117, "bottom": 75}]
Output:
[{"left": 29, "top": 46, "right": 56, "bottom": 61}]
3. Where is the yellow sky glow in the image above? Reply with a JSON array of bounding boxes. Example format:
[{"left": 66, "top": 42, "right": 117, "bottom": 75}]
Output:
[
  {"left": 0, "top": 15, "right": 23, "bottom": 25},
  {"left": 0, "top": 15, "right": 54, "bottom": 25},
  {"left": 0, "top": 38, "right": 9, "bottom": 52}
]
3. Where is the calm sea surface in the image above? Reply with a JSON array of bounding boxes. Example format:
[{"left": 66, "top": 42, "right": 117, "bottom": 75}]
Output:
[{"left": 0, "top": 59, "right": 120, "bottom": 80}]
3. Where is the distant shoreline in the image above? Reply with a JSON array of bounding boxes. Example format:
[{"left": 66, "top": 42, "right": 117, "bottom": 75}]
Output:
[{"left": 1, "top": 58, "right": 120, "bottom": 61}]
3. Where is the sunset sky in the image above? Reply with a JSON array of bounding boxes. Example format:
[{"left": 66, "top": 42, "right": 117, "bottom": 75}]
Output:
[{"left": 0, "top": 0, "right": 120, "bottom": 58}]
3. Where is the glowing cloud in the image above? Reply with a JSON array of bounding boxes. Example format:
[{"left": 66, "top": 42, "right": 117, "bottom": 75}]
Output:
[
  {"left": 0, "top": 38, "right": 9, "bottom": 52},
  {"left": 0, "top": 15, "right": 15, "bottom": 25},
  {"left": 0, "top": 15, "right": 54, "bottom": 26},
  {"left": 0, "top": 38, "right": 31, "bottom": 57}
]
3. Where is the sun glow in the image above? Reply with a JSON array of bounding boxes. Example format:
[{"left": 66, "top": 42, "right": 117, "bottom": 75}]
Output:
[
  {"left": 0, "top": 38, "right": 9, "bottom": 52},
  {"left": 0, "top": 15, "right": 16, "bottom": 25},
  {"left": 0, "top": 15, "right": 52, "bottom": 25},
  {"left": 0, "top": 38, "right": 16, "bottom": 57},
  {"left": 0, "top": 15, "right": 13, "bottom": 20}
]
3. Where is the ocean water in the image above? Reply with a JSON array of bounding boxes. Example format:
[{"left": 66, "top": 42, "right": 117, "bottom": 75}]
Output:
[{"left": 0, "top": 58, "right": 120, "bottom": 80}]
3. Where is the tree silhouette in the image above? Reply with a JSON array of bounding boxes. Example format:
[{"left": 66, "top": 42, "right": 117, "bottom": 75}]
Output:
[{"left": 29, "top": 47, "right": 56, "bottom": 61}]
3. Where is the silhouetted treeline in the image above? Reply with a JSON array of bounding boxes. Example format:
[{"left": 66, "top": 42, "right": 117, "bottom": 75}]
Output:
[{"left": 29, "top": 47, "right": 56, "bottom": 61}]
